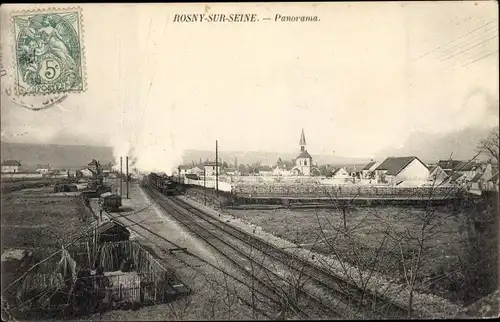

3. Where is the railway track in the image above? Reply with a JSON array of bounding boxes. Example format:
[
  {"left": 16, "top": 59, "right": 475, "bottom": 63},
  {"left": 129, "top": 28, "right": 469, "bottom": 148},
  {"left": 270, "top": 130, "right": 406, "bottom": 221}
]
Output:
[
  {"left": 147, "top": 176, "right": 413, "bottom": 319},
  {"left": 168, "top": 196, "right": 412, "bottom": 319},
  {"left": 104, "top": 198, "right": 284, "bottom": 319},
  {"left": 142, "top": 181, "right": 344, "bottom": 319}
]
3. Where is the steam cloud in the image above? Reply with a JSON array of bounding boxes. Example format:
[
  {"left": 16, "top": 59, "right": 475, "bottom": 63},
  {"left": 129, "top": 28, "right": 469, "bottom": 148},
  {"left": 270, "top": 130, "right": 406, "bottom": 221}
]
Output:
[{"left": 110, "top": 111, "right": 185, "bottom": 176}]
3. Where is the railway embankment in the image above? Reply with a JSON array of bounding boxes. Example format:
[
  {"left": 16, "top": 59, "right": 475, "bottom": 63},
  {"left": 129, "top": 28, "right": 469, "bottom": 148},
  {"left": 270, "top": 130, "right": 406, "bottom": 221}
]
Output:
[
  {"left": 85, "top": 182, "right": 269, "bottom": 320},
  {"left": 178, "top": 189, "right": 466, "bottom": 319}
]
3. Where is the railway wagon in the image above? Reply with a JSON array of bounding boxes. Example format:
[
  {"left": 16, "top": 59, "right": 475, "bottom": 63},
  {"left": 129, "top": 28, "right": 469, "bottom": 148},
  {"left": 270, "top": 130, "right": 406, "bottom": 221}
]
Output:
[{"left": 100, "top": 192, "right": 122, "bottom": 212}]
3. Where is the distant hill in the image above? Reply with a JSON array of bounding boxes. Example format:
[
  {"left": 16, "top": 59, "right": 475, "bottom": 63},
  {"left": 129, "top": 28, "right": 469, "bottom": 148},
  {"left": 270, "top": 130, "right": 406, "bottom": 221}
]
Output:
[
  {"left": 375, "top": 125, "right": 497, "bottom": 163},
  {"left": 0, "top": 141, "right": 114, "bottom": 169},
  {"left": 181, "top": 149, "right": 369, "bottom": 167}
]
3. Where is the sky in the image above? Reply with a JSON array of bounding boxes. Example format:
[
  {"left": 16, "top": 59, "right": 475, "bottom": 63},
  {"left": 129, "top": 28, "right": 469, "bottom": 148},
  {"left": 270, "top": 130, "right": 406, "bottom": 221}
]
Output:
[{"left": 1, "top": 2, "right": 498, "bottom": 172}]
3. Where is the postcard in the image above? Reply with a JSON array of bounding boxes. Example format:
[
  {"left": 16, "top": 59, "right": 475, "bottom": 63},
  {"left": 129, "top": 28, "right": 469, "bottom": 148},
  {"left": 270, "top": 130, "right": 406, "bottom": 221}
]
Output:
[{"left": 1, "top": 2, "right": 498, "bottom": 320}]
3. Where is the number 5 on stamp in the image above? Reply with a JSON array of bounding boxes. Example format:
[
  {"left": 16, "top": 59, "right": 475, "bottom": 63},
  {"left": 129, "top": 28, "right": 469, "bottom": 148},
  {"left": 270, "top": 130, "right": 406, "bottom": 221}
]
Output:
[{"left": 11, "top": 7, "right": 86, "bottom": 96}]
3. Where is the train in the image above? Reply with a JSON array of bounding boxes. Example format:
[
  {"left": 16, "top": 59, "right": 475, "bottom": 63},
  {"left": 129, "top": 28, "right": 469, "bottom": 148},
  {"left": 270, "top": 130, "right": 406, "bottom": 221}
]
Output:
[{"left": 148, "top": 172, "right": 184, "bottom": 196}]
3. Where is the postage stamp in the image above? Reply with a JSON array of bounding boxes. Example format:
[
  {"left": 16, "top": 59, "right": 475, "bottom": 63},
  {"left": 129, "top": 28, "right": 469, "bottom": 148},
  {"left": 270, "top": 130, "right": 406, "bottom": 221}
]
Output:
[{"left": 11, "top": 7, "right": 86, "bottom": 96}]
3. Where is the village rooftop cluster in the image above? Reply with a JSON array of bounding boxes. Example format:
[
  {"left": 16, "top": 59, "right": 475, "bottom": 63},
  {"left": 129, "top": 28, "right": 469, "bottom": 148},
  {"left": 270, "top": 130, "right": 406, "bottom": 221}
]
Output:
[{"left": 174, "top": 129, "right": 499, "bottom": 194}]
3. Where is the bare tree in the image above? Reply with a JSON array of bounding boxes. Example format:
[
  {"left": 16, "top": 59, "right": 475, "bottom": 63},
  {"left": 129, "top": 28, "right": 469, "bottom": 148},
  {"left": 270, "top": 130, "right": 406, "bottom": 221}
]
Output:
[{"left": 477, "top": 126, "right": 499, "bottom": 163}]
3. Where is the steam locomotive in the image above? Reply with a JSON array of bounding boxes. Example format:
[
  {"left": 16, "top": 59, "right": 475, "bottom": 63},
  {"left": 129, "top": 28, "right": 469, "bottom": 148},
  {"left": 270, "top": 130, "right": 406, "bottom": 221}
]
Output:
[{"left": 148, "top": 172, "right": 184, "bottom": 196}]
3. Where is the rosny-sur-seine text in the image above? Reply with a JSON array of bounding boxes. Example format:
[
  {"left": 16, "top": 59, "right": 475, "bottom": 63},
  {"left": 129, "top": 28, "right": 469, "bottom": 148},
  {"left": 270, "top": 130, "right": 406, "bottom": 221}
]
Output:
[{"left": 173, "top": 14, "right": 319, "bottom": 23}]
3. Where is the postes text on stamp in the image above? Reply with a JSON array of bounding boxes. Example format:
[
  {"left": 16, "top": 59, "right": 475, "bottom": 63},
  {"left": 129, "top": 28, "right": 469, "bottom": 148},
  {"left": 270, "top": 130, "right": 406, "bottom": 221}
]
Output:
[{"left": 11, "top": 8, "right": 85, "bottom": 96}]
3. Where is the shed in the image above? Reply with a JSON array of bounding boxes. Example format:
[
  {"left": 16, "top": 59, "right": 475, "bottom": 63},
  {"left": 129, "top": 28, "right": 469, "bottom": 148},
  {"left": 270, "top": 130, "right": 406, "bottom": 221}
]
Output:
[{"left": 97, "top": 220, "right": 130, "bottom": 243}]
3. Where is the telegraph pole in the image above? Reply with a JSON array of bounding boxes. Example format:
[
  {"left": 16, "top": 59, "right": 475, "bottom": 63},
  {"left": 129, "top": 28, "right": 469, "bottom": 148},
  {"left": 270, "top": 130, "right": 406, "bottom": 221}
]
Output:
[
  {"left": 126, "top": 156, "right": 129, "bottom": 199},
  {"left": 203, "top": 168, "right": 206, "bottom": 205},
  {"left": 120, "top": 157, "right": 123, "bottom": 196},
  {"left": 215, "top": 140, "right": 219, "bottom": 197}
]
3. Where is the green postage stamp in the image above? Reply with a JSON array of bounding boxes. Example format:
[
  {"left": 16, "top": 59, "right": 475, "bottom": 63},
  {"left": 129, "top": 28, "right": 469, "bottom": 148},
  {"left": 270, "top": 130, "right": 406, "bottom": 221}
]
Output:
[{"left": 11, "top": 8, "right": 86, "bottom": 96}]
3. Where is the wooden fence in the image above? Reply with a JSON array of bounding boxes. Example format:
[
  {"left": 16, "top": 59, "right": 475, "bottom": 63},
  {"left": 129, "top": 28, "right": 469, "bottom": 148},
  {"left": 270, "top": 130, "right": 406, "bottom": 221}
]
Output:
[
  {"left": 68, "top": 240, "right": 174, "bottom": 304},
  {"left": 231, "top": 182, "right": 464, "bottom": 199}
]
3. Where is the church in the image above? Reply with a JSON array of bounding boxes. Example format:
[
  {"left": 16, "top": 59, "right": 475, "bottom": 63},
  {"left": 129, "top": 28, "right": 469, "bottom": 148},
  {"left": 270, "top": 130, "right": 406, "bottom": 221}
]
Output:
[{"left": 291, "top": 129, "right": 314, "bottom": 176}]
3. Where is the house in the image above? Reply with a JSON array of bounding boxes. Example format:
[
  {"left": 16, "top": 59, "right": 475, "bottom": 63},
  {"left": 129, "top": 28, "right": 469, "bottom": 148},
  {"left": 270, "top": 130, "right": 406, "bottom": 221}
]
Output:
[
  {"left": 470, "top": 172, "right": 484, "bottom": 192},
  {"left": 375, "top": 156, "right": 429, "bottom": 185},
  {"left": 428, "top": 165, "right": 449, "bottom": 183},
  {"left": 486, "top": 172, "right": 499, "bottom": 191},
  {"left": 273, "top": 165, "right": 292, "bottom": 176},
  {"left": 36, "top": 164, "right": 51, "bottom": 173},
  {"left": 203, "top": 162, "right": 220, "bottom": 176},
  {"left": 469, "top": 163, "right": 498, "bottom": 191},
  {"left": 291, "top": 129, "right": 313, "bottom": 176},
  {"left": 80, "top": 168, "right": 94, "bottom": 177},
  {"left": 178, "top": 165, "right": 191, "bottom": 176},
  {"left": 189, "top": 166, "right": 204, "bottom": 176},
  {"left": 347, "top": 165, "right": 361, "bottom": 178},
  {"left": 361, "top": 160, "right": 380, "bottom": 179},
  {"left": 310, "top": 166, "right": 321, "bottom": 176},
  {"left": 273, "top": 158, "right": 293, "bottom": 176},
  {"left": 480, "top": 163, "right": 498, "bottom": 182},
  {"left": 331, "top": 167, "right": 350, "bottom": 179},
  {"left": 438, "top": 159, "right": 482, "bottom": 179},
  {"left": 444, "top": 172, "right": 468, "bottom": 186},
  {"left": 455, "top": 161, "right": 482, "bottom": 180},
  {"left": 1, "top": 160, "right": 22, "bottom": 173},
  {"left": 87, "top": 159, "right": 99, "bottom": 174},
  {"left": 258, "top": 165, "right": 273, "bottom": 176},
  {"left": 223, "top": 167, "right": 239, "bottom": 176},
  {"left": 437, "top": 160, "right": 464, "bottom": 172}
]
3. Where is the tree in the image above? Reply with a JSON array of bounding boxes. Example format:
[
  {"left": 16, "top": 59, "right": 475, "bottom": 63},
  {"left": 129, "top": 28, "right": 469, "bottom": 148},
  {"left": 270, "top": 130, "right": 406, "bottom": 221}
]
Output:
[
  {"left": 477, "top": 126, "right": 499, "bottom": 163},
  {"left": 222, "top": 161, "right": 229, "bottom": 169},
  {"left": 238, "top": 164, "right": 248, "bottom": 175}
]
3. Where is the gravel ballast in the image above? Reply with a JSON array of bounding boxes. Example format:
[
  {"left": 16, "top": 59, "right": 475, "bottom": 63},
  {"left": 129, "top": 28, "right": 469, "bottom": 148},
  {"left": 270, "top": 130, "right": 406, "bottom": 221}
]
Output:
[{"left": 178, "top": 194, "right": 464, "bottom": 319}]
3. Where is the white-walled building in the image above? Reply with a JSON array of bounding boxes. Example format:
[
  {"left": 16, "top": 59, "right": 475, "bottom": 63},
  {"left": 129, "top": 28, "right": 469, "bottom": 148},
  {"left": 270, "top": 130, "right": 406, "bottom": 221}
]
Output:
[
  {"left": 1, "top": 160, "right": 21, "bottom": 173},
  {"left": 375, "top": 156, "right": 429, "bottom": 185},
  {"left": 428, "top": 165, "right": 449, "bottom": 183},
  {"left": 204, "top": 162, "right": 221, "bottom": 176},
  {"left": 361, "top": 160, "right": 380, "bottom": 179},
  {"left": 189, "top": 166, "right": 204, "bottom": 176},
  {"left": 258, "top": 166, "right": 273, "bottom": 176},
  {"left": 80, "top": 168, "right": 94, "bottom": 177},
  {"left": 273, "top": 158, "right": 293, "bottom": 176},
  {"left": 36, "top": 164, "right": 51, "bottom": 173},
  {"left": 331, "top": 167, "right": 350, "bottom": 179}
]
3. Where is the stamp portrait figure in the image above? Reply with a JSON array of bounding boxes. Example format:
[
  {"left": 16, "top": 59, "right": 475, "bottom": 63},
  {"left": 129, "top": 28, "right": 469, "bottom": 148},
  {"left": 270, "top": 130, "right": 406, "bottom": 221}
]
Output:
[{"left": 12, "top": 9, "right": 85, "bottom": 95}]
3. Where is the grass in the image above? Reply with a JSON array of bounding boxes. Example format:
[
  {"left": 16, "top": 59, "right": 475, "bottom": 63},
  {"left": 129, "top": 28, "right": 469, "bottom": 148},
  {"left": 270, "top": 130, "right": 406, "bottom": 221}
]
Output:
[{"left": 225, "top": 204, "right": 467, "bottom": 303}]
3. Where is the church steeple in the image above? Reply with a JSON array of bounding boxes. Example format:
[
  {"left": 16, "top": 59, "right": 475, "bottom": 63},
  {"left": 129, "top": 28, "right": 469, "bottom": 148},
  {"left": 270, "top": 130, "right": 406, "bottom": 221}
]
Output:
[{"left": 299, "top": 128, "right": 307, "bottom": 152}]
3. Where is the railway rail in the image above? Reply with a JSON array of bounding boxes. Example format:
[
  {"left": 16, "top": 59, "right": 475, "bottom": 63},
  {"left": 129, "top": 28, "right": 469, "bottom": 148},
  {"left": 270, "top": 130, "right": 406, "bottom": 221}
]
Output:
[
  {"left": 103, "top": 199, "right": 282, "bottom": 319},
  {"left": 143, "top": 180, "right": 344, "bottom": 319},
  {"left": 145, "top": 175, "right": 413, "bottom": 319}
]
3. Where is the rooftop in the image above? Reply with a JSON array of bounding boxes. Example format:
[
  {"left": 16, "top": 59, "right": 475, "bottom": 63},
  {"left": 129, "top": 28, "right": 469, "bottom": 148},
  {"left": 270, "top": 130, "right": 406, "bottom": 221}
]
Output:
[
  {"left": 2, "top": 160, "right": 21, "bottom": 166},
  {"left": 471, "top": 172, "right": 483, "bottom": 183},
  {"left": 375, "top": 156, "right": 428, "bottom": 176},
  {"left": 296, "top": 150, "right": 312, "bottom": 160},
  {"left": 362, "top": 161, "right": 377, "bottom": 171}
]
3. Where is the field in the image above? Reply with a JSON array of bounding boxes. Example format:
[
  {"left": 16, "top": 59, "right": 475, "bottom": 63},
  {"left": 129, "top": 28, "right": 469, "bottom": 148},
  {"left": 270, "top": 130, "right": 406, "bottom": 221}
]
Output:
[
  {"left": 224, "top": 202, "right": 475, "bottom": 304},
  {"left": 1, "top": 185, "right": 90, "bottom": 301}
]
